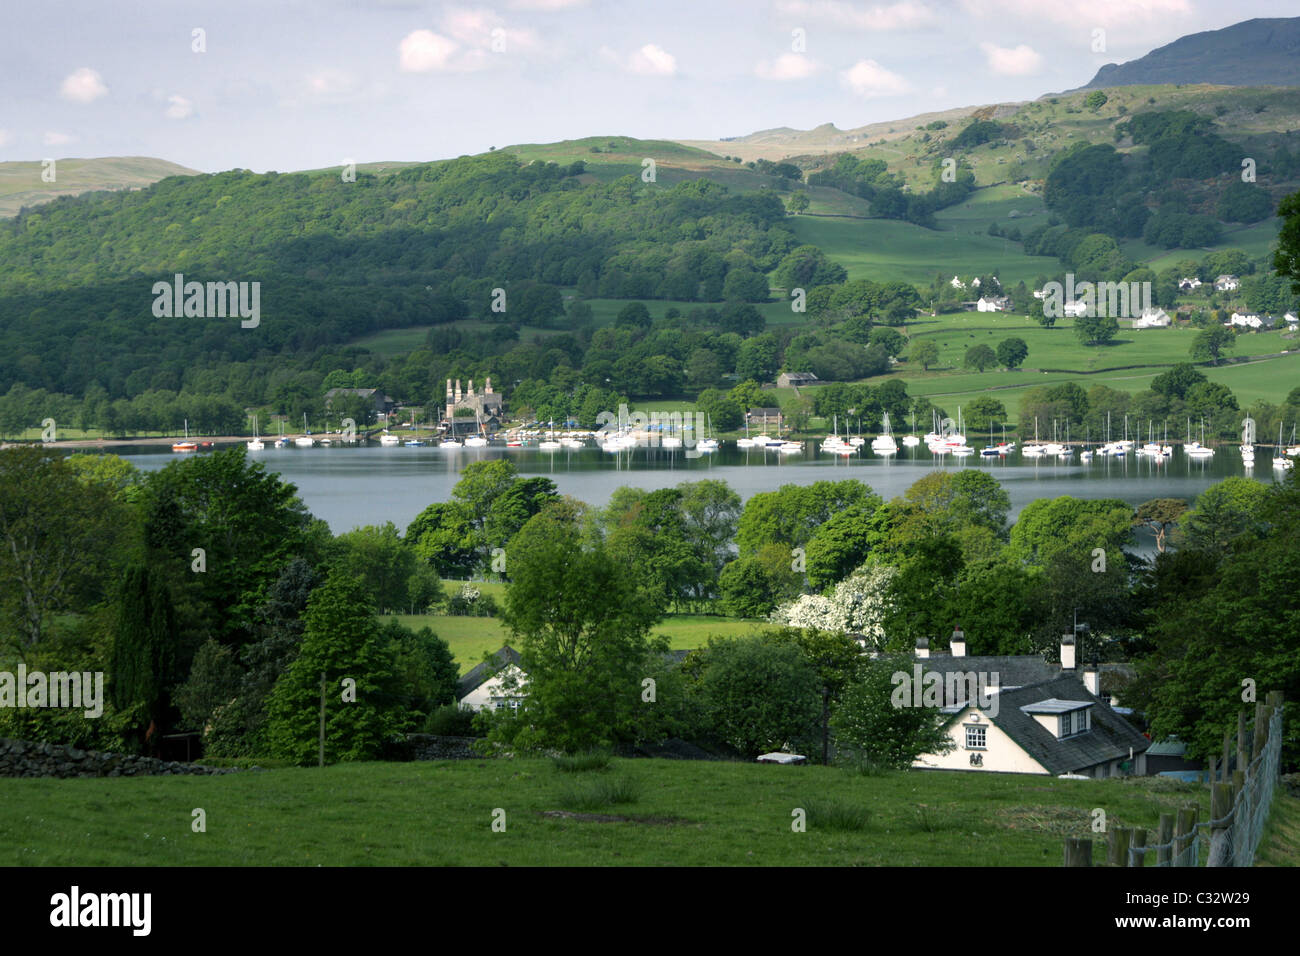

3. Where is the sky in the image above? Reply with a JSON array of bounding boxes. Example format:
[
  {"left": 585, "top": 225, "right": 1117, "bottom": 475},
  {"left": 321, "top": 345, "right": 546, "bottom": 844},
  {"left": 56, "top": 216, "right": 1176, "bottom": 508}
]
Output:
[{"left": 2, "top": 0, "right": 1297, "bottom": 172}]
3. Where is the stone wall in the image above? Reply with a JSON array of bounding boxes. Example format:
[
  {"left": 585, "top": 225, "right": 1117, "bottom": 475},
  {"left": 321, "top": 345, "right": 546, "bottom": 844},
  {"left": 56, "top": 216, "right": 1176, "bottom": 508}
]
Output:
[
  {"left": 0, "top": 737, "right": 238, "bottom": 778},
  {"left": 405, "top": 734, "right": 481, "bottom": 760}
]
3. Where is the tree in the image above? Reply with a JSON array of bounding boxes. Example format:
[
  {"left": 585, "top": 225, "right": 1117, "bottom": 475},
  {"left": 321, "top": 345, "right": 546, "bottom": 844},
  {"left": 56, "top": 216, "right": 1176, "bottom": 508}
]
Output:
[
  {"left": 804, "top": 503, "right": 891, "bottom": 590},
  {"left": 405, "top": 502, "right": 478, "bottom": 578},
  {"left": 330, "top": 522, "right": 417, "bottom": 614},
  {"left": 110, "top": 563, "right": 181, "bottom": 751},
  {"left": 1191, "top": 325, "right": 1235, "bottom": 363},
  {"left": 964, "top": 344, "right": 997, "bottom": 371},
  {"left": 1176, "top": 477, "right": 1269, "bottom": 553},
  {"left": 1275, "top": 191, "right": 1300, "bottom": 294},
  {"left": 264, "top": 573, "right": 404, "bottom": 764},
  {"left": 965, "top": 395, "right": 1007, "bottom": 426},
  {"left": 1084, "top": 91, "right": 1108, "bottom": 111},
  {"left": 831, "top": 655, "right": 956, "bottom": 769},
  {"left": 689, "top": 635, "right": 821, "bottom": 758},
  {"left": 0, "top": 447, "right": 126, "bottom": 650},
  {"left": 1074, "top": 312, "right": 1119, "bottom": 346},
  {"left": 909, "top": 340, "right": 940, "bottom": 370},
  {"left": 771, "top": 627, "right": 865, "bottom": 764},
  {"left": 996, "top": 336, "right": 1028, "bottom": 369},
  {"left": 615, "top": 302, "right": 652, "bottom": 329},
  {"left": 1134, "top": 498, "right": 1189, "bottom": 554},
  {"left": 722, "top": 268, "right": 770, "bottom": 303},
  {"left": 786, "top": 191, "right": 810, "bottom": 214},
  {"left": 735, "top": 334, "right": 780, "bottom": 381},
  {"left": 495, "top": 502, "right": 666, "bottom": 752}
]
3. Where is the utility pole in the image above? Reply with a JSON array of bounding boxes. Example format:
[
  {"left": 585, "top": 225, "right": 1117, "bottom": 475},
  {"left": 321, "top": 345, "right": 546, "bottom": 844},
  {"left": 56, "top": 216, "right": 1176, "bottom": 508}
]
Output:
[{"left": 319, "top": 672, "right": 326, "bottom": 768}]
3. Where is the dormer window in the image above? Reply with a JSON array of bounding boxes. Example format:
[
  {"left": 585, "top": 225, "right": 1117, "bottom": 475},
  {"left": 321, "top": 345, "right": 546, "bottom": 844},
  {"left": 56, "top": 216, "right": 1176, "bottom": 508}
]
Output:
[{"left": 1020, "top": 699, "right": 1093, "bottom": 739}]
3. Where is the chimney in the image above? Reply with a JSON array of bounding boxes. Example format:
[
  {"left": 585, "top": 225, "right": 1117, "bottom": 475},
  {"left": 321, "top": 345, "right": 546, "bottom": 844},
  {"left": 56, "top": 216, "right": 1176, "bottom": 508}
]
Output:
[
  {"left": 446, "top": 379, "right": 453, "bottom": 404},
  {"left": 950, "top": 627, "right": 966, "bottom": 657},
  {"left": 455, "top": 380, "right": 462, "bottom": 404},
  {"left": 485, "top": 377, "right": 493, "bottom": 395},
  {"left": 1060, "top": 634, "right": 1076, "bottom": 672},
  {"left": 468, "top": 379, "right": 475, "bottom": 396},
  {"left": 915, "top": 637, "right": 930, "bottom": 660},
  {"left": 1083, "top": 663, "right": 1099, "bottom": 696}
]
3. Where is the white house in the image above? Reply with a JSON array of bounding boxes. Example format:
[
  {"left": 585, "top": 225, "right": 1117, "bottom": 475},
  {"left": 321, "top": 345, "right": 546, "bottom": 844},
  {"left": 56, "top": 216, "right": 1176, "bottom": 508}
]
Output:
[
  {"left": 457, "top": 646, "right": 527, "bottom": 713},
  {"left": 909, "top": 633, "right": 1150, "bottom": 778},
  {"left": 1131, "top": 307, "right": 1171, "bottom": 329},
  {"left": 1284, "top": 312, "right": 1298, "bottom": 329},
  {"left": 1215, "top": 274, "right": 1240, "bottom": 292},
  {"left": 1033, "top": 288, "right": 1049, "bottom": 300},
  {"left": 976, "top": 295, "right": 1010, "bottom": 312},
  {"left": 950, "top": 276, "right": 966, "bottom": 289},
  {"left": 1178, "top": 277, "right": 1202, "bottom": 291},
  {"left": 1229, "top": 311, "right": 1264, "bottom": 330},
  {"left": 1063, "top": 300, "right": 1089, "bottom": 318}
]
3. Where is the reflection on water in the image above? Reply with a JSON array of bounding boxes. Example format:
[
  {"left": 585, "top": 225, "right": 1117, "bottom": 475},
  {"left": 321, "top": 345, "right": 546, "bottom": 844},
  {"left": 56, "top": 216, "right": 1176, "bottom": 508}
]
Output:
[{"left": 112, "top": 441, "right": 1280, "bottom": 540}]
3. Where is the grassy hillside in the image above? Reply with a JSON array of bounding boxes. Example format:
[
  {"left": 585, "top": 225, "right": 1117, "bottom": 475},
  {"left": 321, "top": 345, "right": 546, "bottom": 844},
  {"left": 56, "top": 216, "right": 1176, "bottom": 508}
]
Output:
[
  {"left": 0, "top": 757, "right": 1212, "bottom": 866},
  {"left": 0, "top": 156, "right": 197, "bottom": 218},
  {"left": 392, "top": 610, "right": 764, "bottom": 675}
]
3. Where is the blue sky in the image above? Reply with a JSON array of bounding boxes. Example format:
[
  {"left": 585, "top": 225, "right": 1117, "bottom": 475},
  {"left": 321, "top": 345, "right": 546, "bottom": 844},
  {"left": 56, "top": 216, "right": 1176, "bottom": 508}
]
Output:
[{"left": 2, "top": 0, "right": 1296, "bottom": 171}]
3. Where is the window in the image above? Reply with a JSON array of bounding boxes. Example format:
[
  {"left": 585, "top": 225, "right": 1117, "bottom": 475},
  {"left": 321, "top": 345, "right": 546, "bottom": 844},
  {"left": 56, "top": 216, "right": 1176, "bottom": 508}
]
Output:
[
  {"left": 965, "top": 725, "right": 986, "bottom": 749},
  {"left": 1060, "top": 708, "right": 1092, "bottom": 738}
]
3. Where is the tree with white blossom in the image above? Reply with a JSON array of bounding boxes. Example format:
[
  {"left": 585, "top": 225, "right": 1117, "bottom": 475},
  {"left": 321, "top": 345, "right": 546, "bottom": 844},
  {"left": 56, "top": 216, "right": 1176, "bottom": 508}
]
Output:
[{"left": 769, "top": 562, "right": 897, "bottom": 649}]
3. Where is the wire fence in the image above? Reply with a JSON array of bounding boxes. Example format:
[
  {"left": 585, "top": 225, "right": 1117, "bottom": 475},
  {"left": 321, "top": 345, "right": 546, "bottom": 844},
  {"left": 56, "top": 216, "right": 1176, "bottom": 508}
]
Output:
[{"left": 1063, "top": 692, "right": 1285, "bottom": 867}]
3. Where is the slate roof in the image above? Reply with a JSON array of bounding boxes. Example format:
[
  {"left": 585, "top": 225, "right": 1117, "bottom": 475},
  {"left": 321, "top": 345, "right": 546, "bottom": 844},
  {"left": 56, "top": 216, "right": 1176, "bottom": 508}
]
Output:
[
  {"left": 917, "top": 654, "right": 1059, "bottom": 698},
  {"left": 971, "top": 675, "right": 1150, "bottom": 775},
  {"left": 456, "top": 645, "right": 522, "bottom": 699}
]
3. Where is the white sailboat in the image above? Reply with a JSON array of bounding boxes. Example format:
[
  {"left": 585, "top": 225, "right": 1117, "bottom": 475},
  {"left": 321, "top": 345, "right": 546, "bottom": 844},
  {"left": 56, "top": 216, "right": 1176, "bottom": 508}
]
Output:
[
  {"left": 1274, "top": 422, "right": 1294, "bottom": 470},
  {"left": 295, "top": 412, "right": 314, "bottom": 447},
  {"left": 246, "top": 415, "right": 264, "bottom": 451},
  {"left": 871, "top": 411, "right": 898, "bottom": 454}
]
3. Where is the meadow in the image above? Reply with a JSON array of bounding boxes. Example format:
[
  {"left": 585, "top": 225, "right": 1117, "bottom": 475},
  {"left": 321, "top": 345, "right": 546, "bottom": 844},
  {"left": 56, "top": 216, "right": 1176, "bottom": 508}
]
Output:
[{"left": 0, "top": 757, "right": 1233, "bottom": 867}]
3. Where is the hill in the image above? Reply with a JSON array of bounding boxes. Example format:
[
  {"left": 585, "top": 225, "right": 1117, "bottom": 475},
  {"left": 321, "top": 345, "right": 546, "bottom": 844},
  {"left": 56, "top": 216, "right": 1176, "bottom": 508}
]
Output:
[
  {"left": 1083, "top": 17, "right": 1300, "bottom": 90},
  {"left": 0, "top": 156, "right": 197, "bottom": 218}
]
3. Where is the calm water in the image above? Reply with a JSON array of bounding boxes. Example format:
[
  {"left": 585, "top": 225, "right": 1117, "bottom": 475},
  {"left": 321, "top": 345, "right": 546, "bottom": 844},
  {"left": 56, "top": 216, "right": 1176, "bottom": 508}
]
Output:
[{"left": 115, "top": 441, "right": 1282, "bottom": 537}]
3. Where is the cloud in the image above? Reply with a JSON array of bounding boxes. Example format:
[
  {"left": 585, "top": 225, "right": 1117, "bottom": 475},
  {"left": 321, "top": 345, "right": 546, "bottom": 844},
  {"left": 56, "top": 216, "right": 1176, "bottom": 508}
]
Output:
[
  {"left": 756, "top": 53, "right": 822, "bottom": 80},
  {"left": 443, "top": 7, "right": 539, "bottom": 52},
  {"left": 840, "top": 59, "right": 909, "bottom": 97},
  {"left": 979, "top": 41, "right": 1042, "bottom": 75},
  {"left": 626, "top": 43, "right": 677, "bottom": 76},
  {"left": 775, "top": 0, "right": 936, "bottom": 30},
  {"left": 508, "top": 0, "right": 587, "bottom": 8},
  {"left": 43, "top": 131, "right": 74, "bottom": 146},
  {"left": 60, "top": 67, "right": 108, "bottom": 103},
  {"left": 164, "top": 95, "right": 194, "bottom": 120},
  {"left": 305, "top": 70, "right": 358, "bottom": 96},
  {"left": 399, "top": 29, "right": 459, "bottom": 71},
  {"left": 959, "top": 0, "right": 1189, "bottom": 28}
]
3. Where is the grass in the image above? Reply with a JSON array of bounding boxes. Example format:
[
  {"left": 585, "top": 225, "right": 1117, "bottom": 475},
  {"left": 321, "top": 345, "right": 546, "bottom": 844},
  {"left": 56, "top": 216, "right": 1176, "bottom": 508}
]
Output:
[
  {"left": 802, "top": 797, "right": 871, "bottom": 832},
  {"left": 0, "top": 758, "right": 1215, "bottom": 866},
  {"left": 552, "top": 752, "right": 612, "bottom": 773},
  {"left": 388, "top": 611, "right": 765, "bottom": 674},
  {"left": 558, "top": 776, "right": 642, "bottom": 811},
  {"left": 1255, "top": 785, "right": 1300, "bottom": 867}
]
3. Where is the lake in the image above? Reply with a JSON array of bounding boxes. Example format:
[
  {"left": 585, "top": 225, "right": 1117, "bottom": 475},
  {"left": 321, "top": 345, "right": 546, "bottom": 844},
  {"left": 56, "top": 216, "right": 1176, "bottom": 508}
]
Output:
[{"left": 114, "top": 441, "right": 1283, "bottom": 537}]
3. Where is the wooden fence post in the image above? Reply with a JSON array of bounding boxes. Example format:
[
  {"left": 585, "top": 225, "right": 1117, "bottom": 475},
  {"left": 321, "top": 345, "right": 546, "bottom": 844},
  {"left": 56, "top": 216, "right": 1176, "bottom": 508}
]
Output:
[
  {"left": 1207, "top": 755, "right": 1217, "bottom": 787},
  {"left": 1157, "top": 813, "right": 1175, "bottom": 866},
  {"left": 1206, "top": 783, "right": 1234, "bottom": 867},
  {"left": 1174, "top": 807, "right": 1197, "bottom": 864},
  {"left": 1129, "top": 828, "right": 1148, "bottom": 867},
  {"left": 1252, "top": 703, "right": 1269, "bottom": 768},
  {"left": 1108, "top": 827, "right": 1132, "bottom": 867},
  {"left": 1064, "top": 837, "right": 1093, "bottom": 867},
  {"left": 1236, "top": 711, "right": 1248, "bottom": 770}
]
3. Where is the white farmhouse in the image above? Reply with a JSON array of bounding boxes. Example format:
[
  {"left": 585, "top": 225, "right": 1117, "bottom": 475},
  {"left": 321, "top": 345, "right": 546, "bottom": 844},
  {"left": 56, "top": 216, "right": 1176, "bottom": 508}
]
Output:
[
  {"left": 457, "top": 646, "right": 527, "bottom": 713},
  {"left": 909, "top": 633, "right": 1150, "bottom": 778},
  {"left": 1228, "top": 311, "right": 1263, "bottom": 330},
  {"left": 1131, "top": 307, "right": 1171, "bottom": 329},
  {"left": 1063, "top": 300, "right": 1089, "bottom": 318},
  {"left": 1178, "top": 277, "right": 1202, "bottom": 291},
  {"left": 950, "top": 276, "right": 966, "bottom": 289},
  {"left": 976, "top": 295, "right": 1010, "bottom": 312},
  {"left": 1215, "top": 274, "right": 1240, "bottom": 292}
]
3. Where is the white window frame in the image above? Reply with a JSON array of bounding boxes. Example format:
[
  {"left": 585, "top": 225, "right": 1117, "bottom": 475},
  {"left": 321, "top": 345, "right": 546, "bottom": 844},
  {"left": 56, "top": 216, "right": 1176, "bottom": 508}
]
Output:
[{"left": 965, "top": 725, "right": 986, "bottom": 750}]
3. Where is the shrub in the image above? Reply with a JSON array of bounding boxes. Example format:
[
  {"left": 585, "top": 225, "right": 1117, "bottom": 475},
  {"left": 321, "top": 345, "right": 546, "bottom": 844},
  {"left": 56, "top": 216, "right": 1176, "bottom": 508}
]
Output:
[{"left": 423, "top": 704, "right": 479, "bottom": 736}]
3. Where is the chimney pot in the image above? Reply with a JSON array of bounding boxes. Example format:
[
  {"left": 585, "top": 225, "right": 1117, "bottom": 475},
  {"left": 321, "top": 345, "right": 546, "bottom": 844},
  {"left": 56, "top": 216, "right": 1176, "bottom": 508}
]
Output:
[
  {"left": 915, "top": 637, "right": 930, "bottom": 660},
  {"left": 951, "top": 627, "right": 966, "bottom": 657}
]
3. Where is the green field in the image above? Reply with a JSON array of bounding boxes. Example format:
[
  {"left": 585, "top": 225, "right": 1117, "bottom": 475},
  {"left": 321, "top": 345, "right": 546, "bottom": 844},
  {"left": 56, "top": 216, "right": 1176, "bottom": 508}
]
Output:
[
  {"left": 0, "top": 757, "right": 1223, "bottom": 866},
  {"left": 393, "top": 606, "right": 765, "bottom": 674},
  {"left": 789, "top": 208, "right": 1060, "bottom": 287}
]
